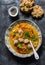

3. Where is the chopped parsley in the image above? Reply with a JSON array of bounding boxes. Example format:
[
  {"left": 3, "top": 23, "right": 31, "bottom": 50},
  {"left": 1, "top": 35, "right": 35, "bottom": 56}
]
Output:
[{"left": 24, "top": 32, "right": 30, "bottom": 39}]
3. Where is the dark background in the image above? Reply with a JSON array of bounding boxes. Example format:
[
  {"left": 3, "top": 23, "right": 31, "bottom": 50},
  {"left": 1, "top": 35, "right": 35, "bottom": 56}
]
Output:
[{"left": 0, "top": 0, "right": 45, "bottom": 65}]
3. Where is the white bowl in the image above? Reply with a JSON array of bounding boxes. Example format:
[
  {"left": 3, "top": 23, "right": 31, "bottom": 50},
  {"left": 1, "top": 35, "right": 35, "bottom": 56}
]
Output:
[
  {"left": 8, "top": 6, "right": 18, "bottom": 17},
  {"left": 5, "top": 20, "right": 42, "bottom": 58}
]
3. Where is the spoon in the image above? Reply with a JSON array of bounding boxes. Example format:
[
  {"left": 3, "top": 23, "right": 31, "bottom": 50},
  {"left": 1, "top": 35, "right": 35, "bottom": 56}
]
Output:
[{"left": 30, "top": 40, "right": 39, "bottom": 60}]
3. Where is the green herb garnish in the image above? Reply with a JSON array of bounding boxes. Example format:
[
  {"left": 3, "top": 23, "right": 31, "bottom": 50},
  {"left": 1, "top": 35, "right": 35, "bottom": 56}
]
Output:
[
  {"left": 12, "top": 32, "right": 17, "bottom": 38},
  {"left": 31, "top": 36, "right": 36, "bottom": 41},
  {"left": 24, "top": 32, "right": 30, "bottom": 39},
  {"left": 17, "top": 44, "right": 22, "bottom": 49},
  {"left": 13, "top": 32, "right": 16, "bottom": 37}
]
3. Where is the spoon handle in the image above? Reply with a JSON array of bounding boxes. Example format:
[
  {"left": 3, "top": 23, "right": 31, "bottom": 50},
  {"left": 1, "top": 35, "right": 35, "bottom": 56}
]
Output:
[
  {"left": 33, "top": 50, "right": 39, "bottom": 60},
  {"left": 30, "top": 41, "right": 39, "bottom": 60}
]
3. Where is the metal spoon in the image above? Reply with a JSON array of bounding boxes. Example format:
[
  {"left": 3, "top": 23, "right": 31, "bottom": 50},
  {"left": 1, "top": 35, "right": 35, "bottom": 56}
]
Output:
[{"left": 30, "top": 40, "right": 39, "bottom": 60}]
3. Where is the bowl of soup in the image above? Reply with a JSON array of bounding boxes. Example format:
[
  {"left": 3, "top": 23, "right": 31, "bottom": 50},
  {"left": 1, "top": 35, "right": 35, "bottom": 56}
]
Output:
[{"left": 5, "top": 20, "right": 42, "bottom": 58}]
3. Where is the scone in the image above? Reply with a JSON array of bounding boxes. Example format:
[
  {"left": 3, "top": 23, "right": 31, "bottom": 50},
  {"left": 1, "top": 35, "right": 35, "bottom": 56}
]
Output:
[
  {"left": 31, "top": 5, "right": 44, "bottom": 18},
  {"left": 20, "top": 0, "right": 34, "bottom": 13}
]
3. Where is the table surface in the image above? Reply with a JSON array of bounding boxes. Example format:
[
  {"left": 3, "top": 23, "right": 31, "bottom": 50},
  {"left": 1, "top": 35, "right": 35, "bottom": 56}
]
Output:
[{"left": 0, "top": 0, "right": 45, "bottom": 65}]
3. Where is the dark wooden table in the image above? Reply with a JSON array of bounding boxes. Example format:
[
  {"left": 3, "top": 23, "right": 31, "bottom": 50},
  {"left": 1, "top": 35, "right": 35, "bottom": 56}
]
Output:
[{"left": 0, "top": 0, "right": 45, "bottom": 65}]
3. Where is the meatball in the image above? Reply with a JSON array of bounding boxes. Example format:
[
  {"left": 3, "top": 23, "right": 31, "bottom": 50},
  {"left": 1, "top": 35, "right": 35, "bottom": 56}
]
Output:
[
  {"left": 18, "top": 29, "right": 23, "bottom": 34},
  {"left": 24, "top": 39, "right": 29, "bottom": 43},
  {"left": 14, "top": 40, "right": 18, "bottom": 45},
  {"left": 18, "top": 38, "right": 24, "bottom": 42},
  {"left": 28, "top": 44, "right": 32, "bottom": 49}
]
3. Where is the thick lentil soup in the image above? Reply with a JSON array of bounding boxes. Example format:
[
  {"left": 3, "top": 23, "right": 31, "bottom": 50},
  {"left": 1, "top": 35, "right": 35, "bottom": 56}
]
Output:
[{"left": 9, "top": 22, "right": 39, "bottom": 54}]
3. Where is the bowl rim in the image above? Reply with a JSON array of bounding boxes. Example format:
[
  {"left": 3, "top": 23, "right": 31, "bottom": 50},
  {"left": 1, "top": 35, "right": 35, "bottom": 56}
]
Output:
[
  {"left": 8, "top": 6, "right": 18, "bottom": 17},
  {"left": 5, "top": 19, "right": 42, "bottom": 58}
]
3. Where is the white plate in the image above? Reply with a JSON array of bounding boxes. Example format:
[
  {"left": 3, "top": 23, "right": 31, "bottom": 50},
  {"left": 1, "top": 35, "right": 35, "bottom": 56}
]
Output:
[{"left": 5, "top": 19, "right": 42, "bottom": 58}]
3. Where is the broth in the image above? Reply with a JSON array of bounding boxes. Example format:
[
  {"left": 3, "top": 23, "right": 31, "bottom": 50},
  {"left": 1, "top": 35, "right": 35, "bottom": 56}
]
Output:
[{"left": 9, "top": 22, "right": 39, "bottom": 54}]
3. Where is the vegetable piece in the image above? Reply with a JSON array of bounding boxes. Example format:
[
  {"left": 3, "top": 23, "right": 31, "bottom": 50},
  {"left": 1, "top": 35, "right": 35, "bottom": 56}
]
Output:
[
  {"left": 31, "top": 35, "right": 36, "bottom": 41},
  {"left": 26, "top": 49, "right": 30, "bottom": 54},
  {"left": 22, "top": 44, "right": 26, "bottom": 49},
  {"left": 17, "top": 44, "right": 22, "bottom": 49},
  {"left": 24, "top": 32, "right": 30, "bottom": 39}
]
